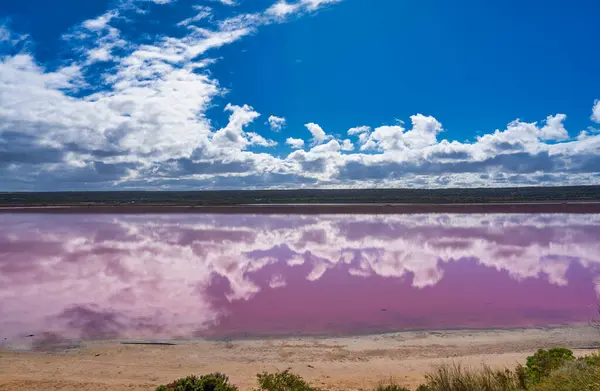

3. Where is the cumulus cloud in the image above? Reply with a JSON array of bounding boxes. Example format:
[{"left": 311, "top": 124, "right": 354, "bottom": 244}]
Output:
[
  {"left": 356, "top": 114, "right": 443, "bottom": 152},
  {"left": 305, "top": 122, "right": 330, "bottom": 145},
  {"left": 340, "top": 139, "right": 354, "bottom": 151},
  {"left": 347, "top": 125, "right": 370, "bottom": 135},
  {"left": 268, "top": 115, "right": 286, "bottom": 131},
  {"left": 211, "top": 104, "right": 277, "bottom": 150},
  {"left": 539, "top": 114, "right": 569, "bottom": 141},
  {"left": 286, "top": 137, "right": 305, "bottom": 149},
  {"left": 593, "top": 100, "right": 600, "bottom": 123}
]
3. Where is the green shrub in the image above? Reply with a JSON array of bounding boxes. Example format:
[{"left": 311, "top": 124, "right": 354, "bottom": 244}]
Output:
[
  {"left": 255, "top": 369, "right": 324, "bottom": 391},
  {"left": 513, "top": 364, "right": 528, "bottom": 390},
  {"left": 155, "top": 373, "right": 238, "bottom": 391},
  {"left": 418, "top": 364, "right": 523, "bottom": 391},
  {"left": 579, "top": 351, "right": 600, "bottom": 367},
  {"left": 529, "top": 360, "right": 600, "bottom": 391},
  {"left": 525, "top": 348, "right": 575, "bottom": 384},
  {"left": 374, "top": 381, "right": 411, "bottom": 391}
]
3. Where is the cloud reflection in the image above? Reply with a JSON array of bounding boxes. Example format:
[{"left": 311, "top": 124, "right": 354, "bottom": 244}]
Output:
[{"left": 1, "top": 213, "right": 599, "bottom": 345}]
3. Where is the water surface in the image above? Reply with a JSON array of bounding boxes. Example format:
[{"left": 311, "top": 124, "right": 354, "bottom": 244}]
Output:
[{"left": 1, "top": 213, "right": 599, "bottom": 348}]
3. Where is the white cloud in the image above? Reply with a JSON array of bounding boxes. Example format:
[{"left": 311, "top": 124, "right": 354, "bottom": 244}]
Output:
[
  {"left": 539, "top": 114, "right": 569, "bottom": 141},
  {"left": 305, "top": 122, "right": 328, "bottom": 144},
  {"left": 286, "top": 137, "right": 305, "bottom": 149},
  {"left": 212, "top": 104, "right": 266, "bottom": 150},
  {"left": 347, "top": 125, "right": 370, "bottom": 135},
  {"left": 87, "top": 47, "right": 113, "bottom": 62},
  {"left": 357, "top": 115, "right": 442, "bottom": 152},
  {"left": 82, "top": 11, "right": 119, "bottom": 31},
  {"left": 593, "top": 100, "right": 600, "bottom": 123},
  {"left": 340, "top": 139, "right": 354, "bottom": 151},
  {"left": 359, "top": 125, "right": 404, "bottom": 151},
  {"left": 248, "top": 132, "right": 278, "bottom": 147},
  {"left": 70, "top": 10, "right": 126, "bottom": 65},
  {"left": 178, "top": 6, "right": 213, "bottom": 27},
  {"left": 301, "top": 0, "right": 342, "bottom": 10},
  {"left": 266, "top": 0, "right": 341, "bottom": 18},
  {"left": 309, "top": 139, "right": 340, "bottom": 153},
  {"left": 266, "top": 1, "right": 301, "bottom": 18},
  {"left": 210, "top": 0, "right": 238, "bottom": 5},
  {"left": 268, "top": 115, "right": 286, "bottom": 131}
]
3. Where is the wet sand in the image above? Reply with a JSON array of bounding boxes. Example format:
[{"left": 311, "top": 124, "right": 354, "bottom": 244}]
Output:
[
  {"left": 1, "top": 326, "right": 598, "bottom": 391},
  {"left": 2, "top": 201, "right": 600, "bottom": 214}
]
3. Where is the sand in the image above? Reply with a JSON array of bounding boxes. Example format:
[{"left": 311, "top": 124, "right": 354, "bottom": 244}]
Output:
[{"left": 1, "top": 325, "right": 598, "bottom": 390}]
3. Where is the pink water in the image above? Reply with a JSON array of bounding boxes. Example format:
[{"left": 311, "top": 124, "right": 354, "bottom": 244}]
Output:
[{"left": 1, "top": 213, "right": 599, "bottom": 348}]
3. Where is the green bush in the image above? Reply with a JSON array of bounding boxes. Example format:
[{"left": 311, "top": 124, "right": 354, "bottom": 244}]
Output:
[
  {"left": 255, "top": 369, "right": 324, "bottom": 391},
  {"left": 418, "top": 364, "right": 523, "bottom": 391},
  {"left": 513, "top": 364, "right": 528, "bottom": 390},
  {"left": 579, "top": 351, "right": 600, "bottom": 367},
  {"left": 155, "top": 373, "right": 238, "bottom": 391},
  {"left": 529, "top": 360, "right": 600, "bottom": 391},
  {"left": 374, "top": 381, "right": 411, "bottom": 391},
  {"left": 525, "top": 348, "right": 575, "bottom": 384}
]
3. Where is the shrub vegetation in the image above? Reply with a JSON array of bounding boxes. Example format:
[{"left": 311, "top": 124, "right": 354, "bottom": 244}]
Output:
[
  {"left": 156, "top": 373, "right": 237, "bottom": 391},
  {"left": 255, "top": 369, "right": 324, "bottom": 391},
  {"left": 155, "top": 348, "right": 600, "bottom": 391}
]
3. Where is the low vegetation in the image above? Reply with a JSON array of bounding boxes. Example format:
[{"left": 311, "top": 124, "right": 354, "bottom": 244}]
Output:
[
  {"left": 374, "top": 382, "right": 411, "bottom": 391},
  {"left": 155, "top": 348, "right": 600, "bottom": 391},
  {"left": 3, "top": 186, "right": 600, "bottom": 206},
  {"left": 255, "top": 369, "right": 324, "bottom": 391},
  {"left": 415, "top": 365, "right": 526, "bottom": 391},
  {"left": 155, "top": 372, "right": 238, "bottom": 391}
]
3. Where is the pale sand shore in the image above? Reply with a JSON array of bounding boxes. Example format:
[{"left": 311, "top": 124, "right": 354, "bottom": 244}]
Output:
[{"left": 1, "top": 326, "right": 598, "bottom": 391}]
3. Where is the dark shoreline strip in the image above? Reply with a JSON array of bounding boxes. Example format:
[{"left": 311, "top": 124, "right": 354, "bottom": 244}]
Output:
[{"left": 2, "top": 202, "right": 600, "bottom": 214}]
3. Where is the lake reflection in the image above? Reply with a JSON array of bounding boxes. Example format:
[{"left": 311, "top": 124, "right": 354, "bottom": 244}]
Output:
[{"left": 1, "top": 213, "right": 600, "bottom": 346}]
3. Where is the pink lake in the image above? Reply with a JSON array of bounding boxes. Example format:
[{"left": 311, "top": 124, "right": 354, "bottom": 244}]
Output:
[{"left": 1, "top": 213, "right": 599, "bottom": 348}]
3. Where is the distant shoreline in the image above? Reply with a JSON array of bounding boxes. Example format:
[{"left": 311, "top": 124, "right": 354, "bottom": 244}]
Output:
[{"left": 2, "top": 201, "right": 600, "bottom": 214}]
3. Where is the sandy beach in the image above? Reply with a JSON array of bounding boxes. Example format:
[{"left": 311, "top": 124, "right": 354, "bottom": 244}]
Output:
[{"left": 1, "top": 326, "right": 598, "bottom": 391}]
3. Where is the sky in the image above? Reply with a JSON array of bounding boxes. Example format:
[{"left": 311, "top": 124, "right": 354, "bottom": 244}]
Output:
[{"left": 1, "top": 0, "right": 599, "bottom": 191}]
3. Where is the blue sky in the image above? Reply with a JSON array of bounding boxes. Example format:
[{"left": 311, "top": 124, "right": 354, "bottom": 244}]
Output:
[{"left": 1, "top": 0, "right": 599, "bottom": 190}]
